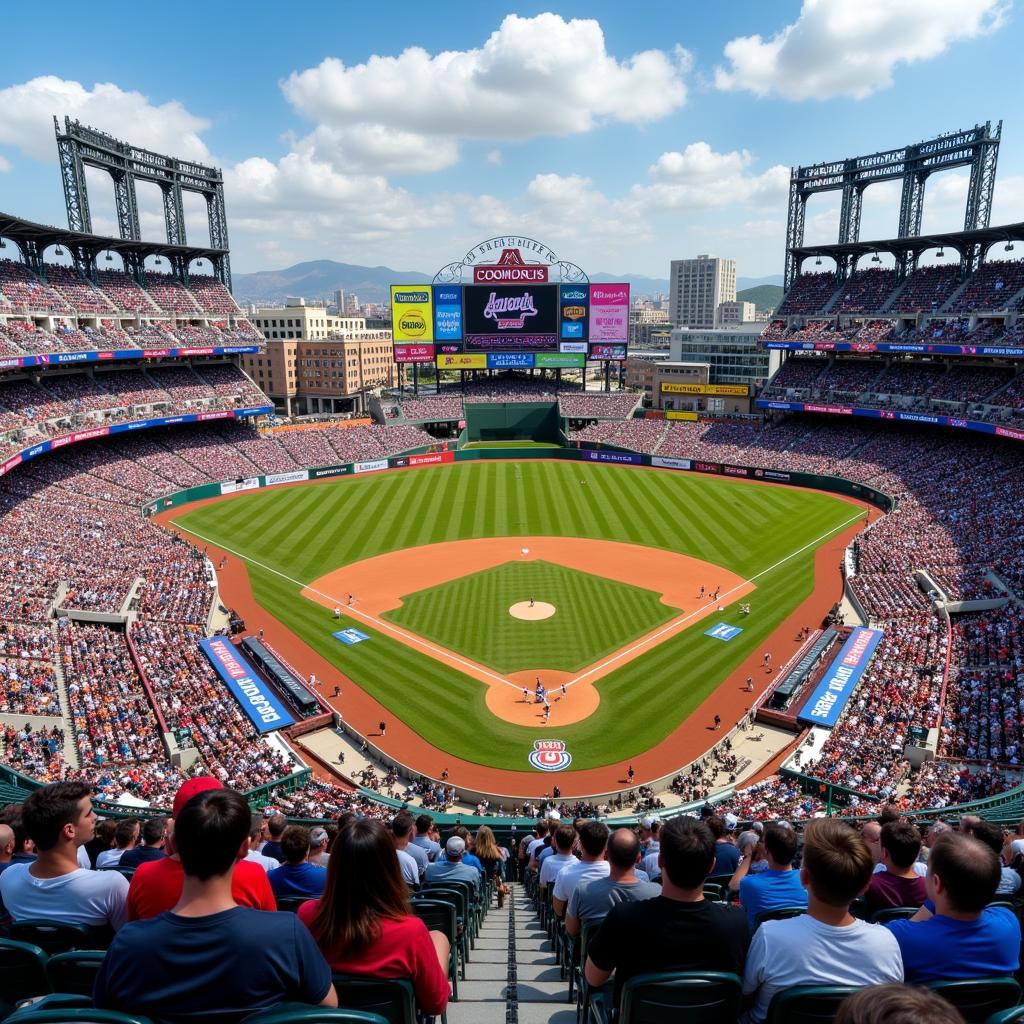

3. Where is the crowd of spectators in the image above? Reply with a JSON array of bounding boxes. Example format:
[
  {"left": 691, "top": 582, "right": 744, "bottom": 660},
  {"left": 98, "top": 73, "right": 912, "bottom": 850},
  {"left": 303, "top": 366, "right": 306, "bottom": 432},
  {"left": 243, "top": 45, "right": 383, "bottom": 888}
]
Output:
[
  {"left": 892, "top": 264, "right": 962, "bottom": 312},
  {"left": 948, "top": 259, "right": 1024, "bottom": 312},
  {"left": 399, "top": 394, "right": 464, "bottom": 421},
  {"left": 832, "top": 268, "right": 897, "bottom": 313},
  {"left": 775, "top": 272, "right": 839, "bottom": 315},
  {"left": 560, "top": 391, "right": 641, "bottom": 419}
]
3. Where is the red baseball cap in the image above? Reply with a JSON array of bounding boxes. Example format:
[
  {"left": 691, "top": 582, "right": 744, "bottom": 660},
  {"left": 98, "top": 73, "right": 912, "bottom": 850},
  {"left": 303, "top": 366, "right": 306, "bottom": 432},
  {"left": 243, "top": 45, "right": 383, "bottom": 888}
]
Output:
[{"left": 172, "top": 776, "right": 223, "bottom": 818}]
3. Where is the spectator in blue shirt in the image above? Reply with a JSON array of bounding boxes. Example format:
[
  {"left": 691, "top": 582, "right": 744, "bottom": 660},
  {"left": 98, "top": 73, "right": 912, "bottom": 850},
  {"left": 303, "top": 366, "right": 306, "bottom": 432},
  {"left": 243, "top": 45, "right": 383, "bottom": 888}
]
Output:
[
  {"left": 733, "top": 823, "right": 808, "bottom": 928},
  {"left": 119, "top": 817, "right": 168, "bottom": 869},
  {"left": 707, "top": 815, "right": 741, "bottom": 875},
  {"left": 886, "top": 831, "right": 1020, "bottom": 983},
  {"left": 268, "top": 826, "right": 328, "bottom": 900},
  {"left": 93, "top": 787, "right": 336, "bottom": 1022}
]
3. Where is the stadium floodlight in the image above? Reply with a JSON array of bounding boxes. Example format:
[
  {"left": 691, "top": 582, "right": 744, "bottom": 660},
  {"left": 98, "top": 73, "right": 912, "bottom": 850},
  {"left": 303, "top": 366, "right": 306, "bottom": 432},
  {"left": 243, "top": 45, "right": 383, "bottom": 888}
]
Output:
[
  {"left": 936, "top": 249, "right": 945, "bottom": 258},
  {"left": 871, "top": 253, "right": 881, "bottom": 263},
  {"left": 54, "top": 246, "right": 64, "bottom": 256},
  {"left": 1006, "top": 243, "right": 1015, "bottom": 252},
  {"left": 815, "top": 257, "right": 822, "bottom": 266}
]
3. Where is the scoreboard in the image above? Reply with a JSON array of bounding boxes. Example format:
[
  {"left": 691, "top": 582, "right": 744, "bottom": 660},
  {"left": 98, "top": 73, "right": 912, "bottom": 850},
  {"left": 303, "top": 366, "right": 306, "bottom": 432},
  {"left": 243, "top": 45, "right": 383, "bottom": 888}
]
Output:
[{"left": 390, "top": 282, "right": 629, "bottom": 367}]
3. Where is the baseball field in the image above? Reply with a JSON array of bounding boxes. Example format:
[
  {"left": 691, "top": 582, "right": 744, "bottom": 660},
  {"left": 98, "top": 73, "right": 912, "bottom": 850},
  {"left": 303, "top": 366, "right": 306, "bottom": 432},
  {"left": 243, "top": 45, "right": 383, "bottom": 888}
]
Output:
[{"left": 171, "top": 460, "right": 866, "bottom": 779}]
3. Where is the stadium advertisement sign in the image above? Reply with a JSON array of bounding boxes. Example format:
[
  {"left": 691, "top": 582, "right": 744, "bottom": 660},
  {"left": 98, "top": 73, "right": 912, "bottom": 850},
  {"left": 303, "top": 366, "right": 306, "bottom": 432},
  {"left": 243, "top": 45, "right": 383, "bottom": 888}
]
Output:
[
  {"left": 528, "top": 739, "right": 572, "bottom": 772},
  {"left": 221, "top": 477, "right": 260, "bottom": 494},
  {"left": 589, "top": 343, "right": 627, "bottom": 361},
  {"left": 487, "top": 352, "right": 534, "bottom": 369},
  {"left": 437, "top": 353, "right": 487, "bottom": 370},
  {"left": 265, "top": 470, "right": 309, "bottom": 487},
  {"left": 407, "top": 451, "right": 455, "bottom": 467},
  {"left": 652, "top": 456, "right": 692, "bottom": 470},
  {"left": 472, "top": 247, "right": 549, "bottom": 283},
  {"left": 661, "top": 383, "right": 749, "bottom": 396},
  {"left": 765, "top": 340, "right": 1024, "bottom": 358},
  {"left": 589, "top": 284, "right": 629, "bottom": 341},
  {"left": 463, "top": 284, "right": 558, "bottom": 350},
  {"left": 310, "top": 465, "right": 351, "bottom": 479},
  {"left": 535, "top": 352, "right": 586, "bottom": 368},
  {"left": 559, "top": 341, "right": 588, "bottom": 354},
  {"left": 797, "top": 627, "right": 884, "bottom": 729},
  {"left": 0, "top": 344, "right": 261, "bottom": 369},
  {"left": 705, "top": 623, "right": 743, "bottom": 642},
  {"left": 432, "top": 286, "right": 463, "bottom": 341},
  {"left": 580, "top": 449, "right": 643, "bottom": 465},
  {"left": 559, "top": 284, "right": 589, "bottom": 340},
  {"left": 665, "top": 410, "right": 699, "bottom": 421},
  {"left": 393, "top": 344, "right": 436, "bottom": 363},
  {"left": 199, "top": 638, "right": 295, "bottom": 733},
  {"left": 354, "top": 459, "right": 389, "bottom": 474},
  {"left": 390, "top": 286, "right": 435, "bottom": 343}
]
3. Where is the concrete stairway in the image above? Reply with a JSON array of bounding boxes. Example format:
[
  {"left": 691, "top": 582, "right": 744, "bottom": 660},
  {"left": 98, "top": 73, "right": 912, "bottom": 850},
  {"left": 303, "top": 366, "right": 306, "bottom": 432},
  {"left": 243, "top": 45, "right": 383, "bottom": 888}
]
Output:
[
  {"left": 445, "top": 884, "right": 574, "bottom": 1024},
  {"left": 49, "top": 622, "right": 80, "bottom": 768}
]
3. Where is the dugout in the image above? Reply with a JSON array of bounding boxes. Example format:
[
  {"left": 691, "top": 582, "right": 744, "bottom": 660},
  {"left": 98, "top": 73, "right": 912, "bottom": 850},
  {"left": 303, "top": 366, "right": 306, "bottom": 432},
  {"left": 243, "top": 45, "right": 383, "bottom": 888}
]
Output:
[{"left": 464, "top": 400, "right": 560, "bottom": 442}]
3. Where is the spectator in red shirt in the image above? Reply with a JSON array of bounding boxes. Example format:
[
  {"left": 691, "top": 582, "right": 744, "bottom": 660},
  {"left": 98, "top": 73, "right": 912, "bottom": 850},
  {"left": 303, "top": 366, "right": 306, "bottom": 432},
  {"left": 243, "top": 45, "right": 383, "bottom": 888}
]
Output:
[
  {"left": 127, "top": 777, "right": 274, "bottom": 920},
  {"left": 865, "top": 822, "right": 927, "bottom": 915},
  {"left": 298, "top": 818, "right": 450, "bottom": 1017}
]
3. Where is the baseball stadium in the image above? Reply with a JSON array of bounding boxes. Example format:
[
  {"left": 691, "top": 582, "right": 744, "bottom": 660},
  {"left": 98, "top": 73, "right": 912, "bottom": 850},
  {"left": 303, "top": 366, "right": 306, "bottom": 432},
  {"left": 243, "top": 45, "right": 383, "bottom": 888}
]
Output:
[{"left": 0, "top": 95, "right": 1023, "bottom": 1024}]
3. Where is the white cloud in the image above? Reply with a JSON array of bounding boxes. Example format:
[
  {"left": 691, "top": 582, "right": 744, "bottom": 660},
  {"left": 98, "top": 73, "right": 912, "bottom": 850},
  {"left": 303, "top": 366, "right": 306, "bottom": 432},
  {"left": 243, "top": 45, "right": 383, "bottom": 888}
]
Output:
[
  {"left": 0, "top": 155, "right": 11, "bottom": 173},
  {"left": 715, "top": 0, "right": 1007, "bottom": 101},
  {"left": 282, "top": 14, "right": 689, "bottom": 142},
  {"left": 648, "top": 142, "right": 753, "bottom": 182},
  {"left": 486, "top": 149, "right": 503, "bottom": 166},
  {"left": 295, "top": 124, "right": 459, "bottom": 175},
  {"left": 0, "top": 76, "right": 211, "bottom": 163}
]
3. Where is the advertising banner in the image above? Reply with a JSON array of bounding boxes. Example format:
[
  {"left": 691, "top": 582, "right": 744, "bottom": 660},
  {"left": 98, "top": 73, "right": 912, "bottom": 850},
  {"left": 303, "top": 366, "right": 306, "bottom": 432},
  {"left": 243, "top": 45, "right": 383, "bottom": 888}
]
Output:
[
  {"left": 265, "top": 470, "right": 309, "bottom": 487},
  {"left": 704, "top": 623, "right": 743, "bottom": 642},
  {"left": 393, "top": 344, "right": 436, "bottom": 363},
  {"left": 463, "top": 284, "right": 558, "bottom": 350},
  {"left": 407, "top": 451, "right": 455, "bottom": 467},
  {"left": 390, "top": 286, "right": 434, "bottom": 343},
  {"left": 487, "top": 352, "right": 534, "bottom": 369},
  {"left": 437, "top": 353, "right": 487, "bottom": 370},
  {"left": 765, "top": 340, "right": 1024, "bottom": 358},
  {"left": 661, "top": 383, "right": 749, "bottom": 396},
  {"left": 652, "top": 456, "right": 692, "bottom": 470},
  {"left": 220, "top": 477, "right": 260, "bottom": 494},
  {"left": 432, "top": 285, "right": 463, "bottom": 341},
  {"left": 354, "top": 459, "right": 388, "bottom": 474},
  {"left": 559, "top": 341, "right": 588, "bottom": 354},
  {"left": 333, "top": 629, "right": 370, "bottom": 646},
  {"left": 198, "top": 637, "right": 295, "bottom": 733},
  {"left": 665, "top": 410, "right": 699, "bottom": 421},
  {"left": 589, "top": 343, "right": 627, "bottom": 361},
  {"left": 589, "top": 284, "right": 629, "bottom": 342},
  {"left": 797, "top": 627, "right": 884, "bottom": 729},
  {"left": 559, "top": 284, "right": 590, "bottom": 341},
  {"left": 580, "top": 449, "right": 643, "bottom": 465},
  {"left": 0, "top": 344, "right": 260, "bottom": 370},
  {"left": 535, "top": 352, "right": 586, "bottom": 368},
  {"left": 310, "top": 465, "right": 350, "bottom": 479}
]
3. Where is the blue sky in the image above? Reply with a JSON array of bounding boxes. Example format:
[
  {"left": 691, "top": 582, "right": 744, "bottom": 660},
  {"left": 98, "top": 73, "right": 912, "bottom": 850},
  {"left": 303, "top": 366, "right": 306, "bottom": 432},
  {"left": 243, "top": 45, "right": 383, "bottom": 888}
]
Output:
[{"left": 1, "top": 1, "right": 1021, "bottom": 278}]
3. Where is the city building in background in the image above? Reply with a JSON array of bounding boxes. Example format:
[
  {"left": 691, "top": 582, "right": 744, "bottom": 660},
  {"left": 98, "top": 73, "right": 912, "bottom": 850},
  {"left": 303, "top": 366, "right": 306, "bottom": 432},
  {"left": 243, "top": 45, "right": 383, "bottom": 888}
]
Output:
[
  {"left": 716, "top": 300, "right": 756, "bottom": 325},
  {"left": 669, "top": 322, "right": 778, "bottom": 394},
  {"left": 669, "top": 254, "right": 736, "bottom": 328}
]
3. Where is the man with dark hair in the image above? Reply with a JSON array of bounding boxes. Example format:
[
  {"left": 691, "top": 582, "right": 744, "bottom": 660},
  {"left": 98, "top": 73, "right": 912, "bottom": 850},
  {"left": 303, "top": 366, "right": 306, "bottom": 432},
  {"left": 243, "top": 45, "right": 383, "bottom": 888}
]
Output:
[
  {"left": 707, "top": 815, "right": 741, "bottom": 874},
  {"left": 120, "top": 818, "right": 168, "bottom": 869},
  {"left": 885, "top": 831, "right": 1020, "bottom": 983},
  {"left": 566, "top": 828, "right": 660, "bottom": 936},
  {"left": 586, "top": 818, "right": 748, "bottom": 1006},
  {"left": 741, "top": 819, "right": 902, "bottom": 1023},
  {"left": 268, "top": 826, "right": 328, "bottom": 899},
  {"left": 552, "top": 820, "right": 609, "bottom": 919},
  {"left": 393, "top": 811, "right": 427, "bottom": 879},
  {"left": 965, "top": 819, "right": 1021, "bottom": 896},
  {"left": 94, "top": 788, "right": 336, "bottom": 1021},
  {"left": 733, "top": 823, "right": 807, "bottom": 928},
  {"left": 245, "top": 814, "right": 280, "bottom": 872},
  {"left": 411, "top": 814, "right": 441, "bottom": 862},
  {"left": 96, "top": 818, "right": 140, "bottom": 869},
  {"left": 0, "top": 780, "right": 129, "bottom": 934},
  {"left": 127, "top": 777, "right": 275, "bottom": 920},
  {"left": 539, "top": 824, "right": 578, "bottom": 890},
  {"left": 865, "top": 822, "right": 927, "bottom": 914},
  {"left": 260, "top": 813, "right": 288, "bottom": 863}
]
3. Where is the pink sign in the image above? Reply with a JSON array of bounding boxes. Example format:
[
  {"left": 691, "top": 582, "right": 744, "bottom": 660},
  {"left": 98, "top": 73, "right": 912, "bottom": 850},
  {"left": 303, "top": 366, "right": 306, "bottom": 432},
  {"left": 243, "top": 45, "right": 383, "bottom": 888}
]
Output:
[
  {"left": 393, "top": 344, "right": 435, "bottom": 363},
  {"left": 589, "top": 284, "right": 629, "bottom": 342}
]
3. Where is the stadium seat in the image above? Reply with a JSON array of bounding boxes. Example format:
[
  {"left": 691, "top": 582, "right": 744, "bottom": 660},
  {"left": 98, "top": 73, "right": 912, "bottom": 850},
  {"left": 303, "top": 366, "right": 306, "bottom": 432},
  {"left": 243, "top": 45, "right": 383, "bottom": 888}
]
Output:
[
  {"left": 274, "top": 897, "right": 309, "bottom": 914},
  {"left": 329, "top": 976, "right": 418, "bottom": 1024},
  {"left": 242, "top": 1008, "right": 389, "bottom": 1024},
  {"left": 573, "top": 922, "right": 608, "bottom": 1021},
  {"left": 754, "top": 906, "right": 807, "bottom": 929},
  {"left": 410, "top": 897, "right": 462, "bottom": 998},
  {"left": 926, "top": 978, "right": 1022, "bottom": 1023},
  {"left": 9, "top": 921, "right": 99, "bottom": 956},
  {"left": 765, "top": 985, "right": 861, "bottom": 1023},
  {"left": 45, "top": 950, "right": 106, "bottom": 997},
  {"left": 868, "top": 907, "right": 920, "bottom": 924},
  {"left": 0, "top": 938, "right": 51, "bottom": 1018},
  {"left": 588, "top": 971, "right": 742, "bottom": 1024},
  {"left": 4, "top": 1011, "right": 154, "bottom": 1024},
  {"left": 985, "top": 1008, "right": 1024, "bottom": 1023}
]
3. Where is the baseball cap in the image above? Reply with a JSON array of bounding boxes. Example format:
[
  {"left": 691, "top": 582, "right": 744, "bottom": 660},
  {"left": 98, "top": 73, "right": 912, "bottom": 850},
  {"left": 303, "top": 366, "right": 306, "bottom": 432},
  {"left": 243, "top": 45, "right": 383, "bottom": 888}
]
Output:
[
  {"left": 310, "top": 827, "right": 330, "bottom": 846},
  {"left": 446, "top": 836, "right": 466, "bottom": 856},
  {"left": 777, "top": 820, "right": 792, "bottom": 831},
  {"left": 172, "top": 776, "right": 223, "bottom": 818},
  {"left": 723, "top": 812, "right": 739, "bottom": 832}
]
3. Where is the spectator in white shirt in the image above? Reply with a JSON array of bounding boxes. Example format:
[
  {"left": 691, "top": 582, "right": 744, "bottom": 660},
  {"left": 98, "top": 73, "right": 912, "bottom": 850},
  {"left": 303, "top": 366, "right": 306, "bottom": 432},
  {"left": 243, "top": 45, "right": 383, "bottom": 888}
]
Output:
[
  {"left": 245, "top": 814, "right": 282, "bottom": 872},
  {"left": 96, "top": 818, "right": 140, "bottom": 869},
  {"left": 539, "top": 825, "right": 578, "bottom": 890},
  {"left": 552, "top": 821, "right": 609, "bottom": 920}
]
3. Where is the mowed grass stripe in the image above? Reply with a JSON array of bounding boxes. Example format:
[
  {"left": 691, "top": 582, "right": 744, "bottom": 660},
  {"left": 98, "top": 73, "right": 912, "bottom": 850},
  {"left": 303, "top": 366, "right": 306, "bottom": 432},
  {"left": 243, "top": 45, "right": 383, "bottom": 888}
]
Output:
[{"left": 175, "top": 462, "right": 861, "bottom": 771}]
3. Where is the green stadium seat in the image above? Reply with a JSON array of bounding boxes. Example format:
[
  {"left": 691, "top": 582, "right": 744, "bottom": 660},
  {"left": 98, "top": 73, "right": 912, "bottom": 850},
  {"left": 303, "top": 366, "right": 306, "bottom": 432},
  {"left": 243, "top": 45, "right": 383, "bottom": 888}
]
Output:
[
  {"left": 9, "top": 921, "right": 99, "bottom": 956},
  {"left": 4, "top": 1011, "right": 154, "bottom": 1024},
  {"left": 330, "top": 976, "right": 418, "bottom": 1024},
  {"left": 868, "top": 906, "right": 920, "bottom": 924},
  {"left": 45, "top": 950, "right": 106, "bottom": 997},
  {"left": 765, "top": 984, "right": 861, "bottom": 1023},
  {"left": 589, "top": 971, "right": 742, "bottom": 1024},
  {"left": 410, "top": 897, "right": 461, "bottom": 999},
  {"left": 985, "top": 1007, "right": 1024, "bottom": 1023},
  {"left": 926, "top": 978, "right": 1022, "bottom": 1023},
  {"left": 0, "top": 937, "right": 51, "bottom": 1019},
  {"left": 754, "top": 906, "right": 807, "bottom": 929},
  {"left": 242, "top": 1007, "right": 389, "bottom": 1024}
]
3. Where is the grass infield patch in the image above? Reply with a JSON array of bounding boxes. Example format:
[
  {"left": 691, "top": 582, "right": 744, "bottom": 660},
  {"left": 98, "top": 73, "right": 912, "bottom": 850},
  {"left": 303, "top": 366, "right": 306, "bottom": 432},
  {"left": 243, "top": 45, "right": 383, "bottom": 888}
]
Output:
[{"left": 383, "top": 559, "right": 679, "bottom": 674}]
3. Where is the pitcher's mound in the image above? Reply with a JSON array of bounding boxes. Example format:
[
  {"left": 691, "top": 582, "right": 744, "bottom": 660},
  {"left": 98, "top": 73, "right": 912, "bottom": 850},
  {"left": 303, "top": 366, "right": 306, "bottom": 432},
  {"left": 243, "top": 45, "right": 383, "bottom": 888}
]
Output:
[{"left": 510, "top": 601, "right": 556, "bottom": 621}]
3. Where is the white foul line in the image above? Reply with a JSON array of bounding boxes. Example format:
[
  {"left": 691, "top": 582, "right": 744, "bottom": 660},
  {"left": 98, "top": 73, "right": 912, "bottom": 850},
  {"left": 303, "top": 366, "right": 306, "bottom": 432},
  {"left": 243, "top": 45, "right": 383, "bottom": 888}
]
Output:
[{"left": 175, "top": 506, "right": 867, "bottom": 695}]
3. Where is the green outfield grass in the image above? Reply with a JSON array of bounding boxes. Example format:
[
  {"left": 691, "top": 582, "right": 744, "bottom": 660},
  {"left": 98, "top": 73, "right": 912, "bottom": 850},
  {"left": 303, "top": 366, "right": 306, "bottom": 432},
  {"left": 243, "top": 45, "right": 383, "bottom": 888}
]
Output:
[
  {"left": 384, "top": 560, "right": 679, "bottom": 674},
  {"left": 173, "top": 461, "right": 865, "bottom": 773}
]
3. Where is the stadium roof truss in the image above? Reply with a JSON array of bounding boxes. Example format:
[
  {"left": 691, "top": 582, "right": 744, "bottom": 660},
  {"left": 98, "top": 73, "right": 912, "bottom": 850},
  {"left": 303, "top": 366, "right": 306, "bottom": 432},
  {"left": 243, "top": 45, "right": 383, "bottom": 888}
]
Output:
[
  {"left": 784, "top": 122, "right": 1002, "bottom": 287},
  {"left": 53, "top": 116, "right": 232, "bottom": 289}
]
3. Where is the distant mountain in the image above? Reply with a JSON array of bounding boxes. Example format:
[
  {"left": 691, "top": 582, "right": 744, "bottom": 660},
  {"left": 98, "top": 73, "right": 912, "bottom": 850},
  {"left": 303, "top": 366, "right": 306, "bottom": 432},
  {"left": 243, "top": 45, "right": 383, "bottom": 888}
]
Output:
[
  {"left": 591, "top": 272, "right": 669, "bottom": 295},
  {"left": 232, "top": 260, "right": 430, "bottom": 305},
  {"left": 737, "top": 284, "right": 784, "bottom": 312},
  {"left": 737, "top": 274, "right": 784, "bottom": 290}
]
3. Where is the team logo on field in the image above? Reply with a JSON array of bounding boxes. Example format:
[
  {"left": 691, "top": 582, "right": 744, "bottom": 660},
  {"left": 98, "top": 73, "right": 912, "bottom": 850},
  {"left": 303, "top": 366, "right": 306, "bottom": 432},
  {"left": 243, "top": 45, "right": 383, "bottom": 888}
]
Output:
[{"left": 528, "top": 739, "right": 572, "bottom": 772}]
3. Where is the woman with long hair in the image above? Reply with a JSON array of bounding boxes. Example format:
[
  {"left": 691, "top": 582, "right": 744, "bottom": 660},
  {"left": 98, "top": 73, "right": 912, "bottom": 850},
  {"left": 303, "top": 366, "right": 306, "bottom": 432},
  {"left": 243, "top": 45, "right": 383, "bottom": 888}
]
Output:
[
  {"left": 472, "top": 825, "right": 510, "bottom": 908},
  {"left": 297, "top": 818, "right": 449, "bottom": 1016}
]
